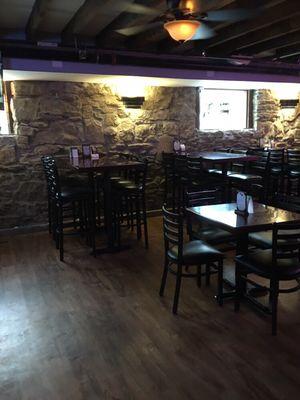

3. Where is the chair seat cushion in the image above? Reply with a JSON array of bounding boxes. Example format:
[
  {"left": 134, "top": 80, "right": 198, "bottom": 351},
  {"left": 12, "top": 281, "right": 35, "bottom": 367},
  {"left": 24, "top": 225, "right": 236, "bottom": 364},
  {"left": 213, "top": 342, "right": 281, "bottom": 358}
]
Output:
[
  {"left": 208, "top": 168, "right": 222, "bottom": 174},
  {"left": 229, "top": 173, "right": 262, "bottom": 181},
  {"left": 288, "top": 170, "right": 300, "bottom": 177},
  {"left": 191, "top": 226, "right": 234, "bottom": 245},
  {"left": 270, "top": 167, "right": 282, "bottom": 174},
  {"left": 236, "top": 249, "right": 300, "bottom": 280},
  {"left": 168, "top": 240, "right": 223, "bottom": 265},
  {"left": 249, "top": 231, "right": 272, "bottom": 249},
  {"left": 61, "top": 185, "right": 92, "bottom": 200}
]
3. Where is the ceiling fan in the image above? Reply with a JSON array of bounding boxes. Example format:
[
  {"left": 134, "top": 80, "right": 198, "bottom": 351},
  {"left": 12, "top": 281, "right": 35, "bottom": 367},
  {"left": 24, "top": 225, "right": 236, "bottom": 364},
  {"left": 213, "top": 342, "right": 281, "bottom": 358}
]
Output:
[{"left": 116, "top": 0, "right": 258, "bottom": 42}]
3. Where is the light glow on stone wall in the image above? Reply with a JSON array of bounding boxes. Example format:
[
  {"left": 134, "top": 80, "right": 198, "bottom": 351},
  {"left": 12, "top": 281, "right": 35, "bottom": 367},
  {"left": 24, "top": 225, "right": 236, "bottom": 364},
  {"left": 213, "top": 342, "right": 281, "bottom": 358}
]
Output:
[{"left": 105, "top": 77, "right": 147, "bottom": 98}]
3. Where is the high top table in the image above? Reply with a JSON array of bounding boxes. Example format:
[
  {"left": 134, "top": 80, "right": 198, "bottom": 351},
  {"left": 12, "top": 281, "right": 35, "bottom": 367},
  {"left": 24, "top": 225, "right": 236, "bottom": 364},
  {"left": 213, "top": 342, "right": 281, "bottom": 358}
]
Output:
[{"left": 71, "top": 157, "right": 143, "bottom": 254}]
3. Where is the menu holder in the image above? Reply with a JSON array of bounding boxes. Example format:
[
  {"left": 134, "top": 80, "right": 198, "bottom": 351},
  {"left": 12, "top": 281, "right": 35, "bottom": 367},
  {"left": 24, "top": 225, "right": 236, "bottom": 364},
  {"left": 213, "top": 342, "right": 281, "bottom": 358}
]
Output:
[
  {"left": 70, "top": 146, "right": 79, "bottom": 159},
  {"left": 235, "top": 191, "right": 249, "bottom": 217},
  {"left": 82, "top": 144, "right": 91, "bottom": 158}
]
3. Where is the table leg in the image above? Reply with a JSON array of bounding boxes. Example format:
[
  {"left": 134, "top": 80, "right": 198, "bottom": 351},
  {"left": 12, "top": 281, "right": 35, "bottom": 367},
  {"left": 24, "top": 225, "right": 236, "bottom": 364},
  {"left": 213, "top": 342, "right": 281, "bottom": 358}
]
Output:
[
  {"left": 221, "top": 165, "right": 229, "bottom": 202},
  {"left": 94, "top": 170, "right": 130, "bottom": 255}
]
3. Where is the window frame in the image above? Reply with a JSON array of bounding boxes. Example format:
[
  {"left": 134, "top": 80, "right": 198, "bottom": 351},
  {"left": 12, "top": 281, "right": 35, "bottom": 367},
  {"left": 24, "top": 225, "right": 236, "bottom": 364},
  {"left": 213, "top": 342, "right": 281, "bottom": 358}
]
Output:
[{"left": 198, "top": 88, "right": 253, "bottom": 131}]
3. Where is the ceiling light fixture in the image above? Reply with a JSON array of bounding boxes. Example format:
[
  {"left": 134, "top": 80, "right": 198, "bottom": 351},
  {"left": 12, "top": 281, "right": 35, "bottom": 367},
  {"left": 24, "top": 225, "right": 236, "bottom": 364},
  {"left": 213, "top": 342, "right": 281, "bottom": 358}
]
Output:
[{"left": 164, "top": 19, "right": 200, "bottom": 42}]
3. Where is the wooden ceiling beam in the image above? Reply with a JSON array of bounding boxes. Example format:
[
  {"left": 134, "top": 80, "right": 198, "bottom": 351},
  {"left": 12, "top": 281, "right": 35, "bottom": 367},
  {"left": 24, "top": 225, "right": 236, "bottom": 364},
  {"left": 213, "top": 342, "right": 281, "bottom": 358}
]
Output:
[
  {"left": 96, "top": 0, "right": 165, "bottom": 48},
  {"left": 62, "top": 0, "right": 135, "bottom": 44},
  {"left": 208, "top": 14, "right": 300, "bottom": 57},
  {"left": 202, "top": 0, "right": 292, "bottom": 49},
  {"left": 26, "top": 0, "right": 52, "bottom": 40},
  {"left": 243, "top": 30, "right": 300, "bottom": 57},
  {"left": 276, "top": 43, "right": 300, "bottom": 60}
]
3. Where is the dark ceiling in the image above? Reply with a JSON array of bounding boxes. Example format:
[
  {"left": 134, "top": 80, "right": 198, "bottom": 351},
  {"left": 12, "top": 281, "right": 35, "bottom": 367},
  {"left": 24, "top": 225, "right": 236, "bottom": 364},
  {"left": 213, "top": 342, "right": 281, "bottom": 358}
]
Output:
[{"left": 0, "top": 0, "right": 300, "bottom": 71}]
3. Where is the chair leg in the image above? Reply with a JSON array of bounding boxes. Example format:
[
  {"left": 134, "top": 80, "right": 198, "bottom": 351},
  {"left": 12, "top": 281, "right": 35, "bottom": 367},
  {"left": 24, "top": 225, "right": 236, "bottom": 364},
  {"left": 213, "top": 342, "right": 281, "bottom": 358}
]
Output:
[
  {"left": 197, "top": 265, "right": 202, "bottom": 288},
  {"left": 205, "top": 264, "right": 211, "bottom": 286},
  {"left": 58, "top": 205, "right": 64, "bottom": 262},
  {"left": 142, "top": 195, "right": 148, "bottom": 248},
  {"left": 173, "top": 264, "right": 182, "bottom": 314},
  {"left": 159, "top": 258, "right": 169, "bottom": 297},
  {"left": 136, "top": 197, "right": 142, "bottom": 240},
  {"left": 270, "top": 279, "right": 279, "bottom": 336},
  {"left": 234, "top": 262, "right": 242, "bottom": 312},
  {"left": 47, "top": 197, "right": 52, "bottom": 234},
  {"left": 217, "top": 259, "right": 223, "bottom": 306}
]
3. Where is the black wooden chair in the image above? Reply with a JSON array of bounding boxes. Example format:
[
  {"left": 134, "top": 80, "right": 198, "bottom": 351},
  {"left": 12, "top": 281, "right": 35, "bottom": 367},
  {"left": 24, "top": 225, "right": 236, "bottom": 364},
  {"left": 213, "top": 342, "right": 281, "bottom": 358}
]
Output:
[
  {"left": 173, "top": 154, "right": 188, "bottom": 209},
  {"left": 185, "top": 189, "right": 235, "bottom": 246},
  {"left": 249, "top": 194, "right": 300, "bottom": 250},
  {"left": 228, "top": 149, "right": 270, "bottom": 198},
  {"left": 160, "top": 206, "right": 224, "bottom": 314},
  {"left": 235, "top": 223, "right": 300, "bottom": 335},
  {"left": 267, "top": 148, "right": 285, "bottom": 198},
  {"left": 162, "top": 152, "right": 175, "bottom": 208},
  {"left": 286, "top": 149, "right": 300, "bottom": 195},
  {"left": 43, "top": 156, "right": 95, "bottom": 261}
]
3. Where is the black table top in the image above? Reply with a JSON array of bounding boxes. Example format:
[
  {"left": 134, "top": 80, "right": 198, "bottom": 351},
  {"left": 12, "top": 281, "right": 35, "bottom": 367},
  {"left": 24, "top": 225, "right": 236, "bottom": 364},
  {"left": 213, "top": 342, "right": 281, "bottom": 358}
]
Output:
[
  {"left": 187, "top": 152, "right": 258, "bottom": 163},
  {"left": 186, "top": 202, "right": 300, "bottom": 233},
  {"left": 70, "top": 157, "right": 142, "bottom": 172}
]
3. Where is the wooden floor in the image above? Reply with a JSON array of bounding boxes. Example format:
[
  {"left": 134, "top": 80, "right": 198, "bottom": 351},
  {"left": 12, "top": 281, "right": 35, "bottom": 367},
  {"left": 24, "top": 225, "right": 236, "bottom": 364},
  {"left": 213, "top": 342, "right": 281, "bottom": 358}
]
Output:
[{"left": 1, "top": 217, "right": 300, "bottom": 400}]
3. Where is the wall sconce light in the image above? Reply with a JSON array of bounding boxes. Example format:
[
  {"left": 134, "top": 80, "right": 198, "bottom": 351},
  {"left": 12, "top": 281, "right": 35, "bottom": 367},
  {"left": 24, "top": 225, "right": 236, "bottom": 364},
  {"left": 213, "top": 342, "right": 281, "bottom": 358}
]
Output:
[
  {"left": 280, "top": 99, "right": 299, "bottom": 108},
  {"left": 121, "top": 96, "right": 145, "bottom": 109}
]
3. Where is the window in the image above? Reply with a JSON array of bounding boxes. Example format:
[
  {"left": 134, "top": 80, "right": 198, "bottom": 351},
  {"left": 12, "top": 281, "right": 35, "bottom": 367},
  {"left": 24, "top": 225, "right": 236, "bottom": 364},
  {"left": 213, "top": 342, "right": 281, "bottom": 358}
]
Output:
[{"left": 199, "top": 89, "right": 249, "bottom": 130}]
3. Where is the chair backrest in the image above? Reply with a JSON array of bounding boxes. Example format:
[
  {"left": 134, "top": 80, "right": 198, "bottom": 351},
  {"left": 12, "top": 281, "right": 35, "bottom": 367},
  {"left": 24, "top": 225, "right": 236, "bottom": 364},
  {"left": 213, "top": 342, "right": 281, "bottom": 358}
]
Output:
[
  {"left": 272, "top": 223, "right": 300, "bottom": 266},
  {"left": 249, "top": 149, "right": 270, "bottom": 171},
  {"left": 287, "top": 149, "right": 300, "bottom": 169},
  {"left": 41, "top": 155, "right": 61, "bottom": 200},
  {"left": 185, "top": 189, "right": 223, "bottom": 208},
  {"left": 273, "top": 194, "right": 300, "bottom": 213},
  {"left": 131, "top": 161, "right": 148, "bottom": 190},
  {"left": 186, "top": 156, "right": 205, "bottom": 185},
  {"left": 162, "top": 152, "right": 174, "bottom": 179},
  {"left": 174, "top": 154, "right": 187, "bottom": 178},
  {"left": 269, "top": 148, "right": 284, "bottom": 169},
  {"left": 162, "top": 205, "right": 183, "bottom": 260}
]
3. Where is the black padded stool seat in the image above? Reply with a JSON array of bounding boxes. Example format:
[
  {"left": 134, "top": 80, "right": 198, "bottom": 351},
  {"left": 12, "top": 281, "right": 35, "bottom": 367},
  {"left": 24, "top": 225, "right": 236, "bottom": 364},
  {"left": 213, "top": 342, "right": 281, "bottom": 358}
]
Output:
[
  {"left": 168, "top": 240, "right": 223, "bottom": 265},
  {"left": 236, "top": 250, "right": 300, "bottom": 280},
  {"left": 229, "top": 173, "right": 262, "bottom": 181},
  {"left": 249, "top": 231, "right": 272, "bottom": 249},
  {"left": 60, "top": 185, "right": 93, "bottom": 201},
  {"left": 191, "top": 226, "right": 234, "bottom": 245}
]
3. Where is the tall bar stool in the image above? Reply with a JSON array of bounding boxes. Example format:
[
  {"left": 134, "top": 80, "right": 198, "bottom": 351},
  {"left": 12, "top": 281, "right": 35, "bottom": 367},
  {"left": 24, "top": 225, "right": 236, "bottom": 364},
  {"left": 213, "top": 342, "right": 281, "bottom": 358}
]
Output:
[
  {"left": 43, "top": 156, "right": 95, "bottom": 261},
  {"left": 114, "top": 161, "right": 149, "bottom": 248},
  {"left": 160, "top": 206, "right": 224, "bottom": 314}
]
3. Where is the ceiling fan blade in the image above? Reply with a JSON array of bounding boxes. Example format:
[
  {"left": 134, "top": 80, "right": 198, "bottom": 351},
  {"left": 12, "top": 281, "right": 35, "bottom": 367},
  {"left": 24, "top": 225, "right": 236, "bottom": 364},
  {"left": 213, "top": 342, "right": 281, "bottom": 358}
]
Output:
[
  {"left": 205, "top": 8, "right": 258, "bottom": 22},
  {"left": 116, "top": 21, "right": 164, "bottom": 36},
  {"left": 190, "top": 22, "right": 215, "bottom": 40},
  {"left": 125, "top": 3, "right": 163, "bottom": 17}
]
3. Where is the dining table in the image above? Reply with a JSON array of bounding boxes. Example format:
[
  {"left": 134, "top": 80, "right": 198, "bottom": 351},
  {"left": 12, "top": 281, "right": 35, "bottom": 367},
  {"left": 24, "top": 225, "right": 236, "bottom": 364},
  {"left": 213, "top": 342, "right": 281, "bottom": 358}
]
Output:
[
  {"left": 186, "top": 202, "right": 300, "bottom": 303},
  {"left": 187, "top": 151, "right": 258, "bottom": 176},
  {"left": 70, "top": 156, "right": 143, "bottom": 254}
]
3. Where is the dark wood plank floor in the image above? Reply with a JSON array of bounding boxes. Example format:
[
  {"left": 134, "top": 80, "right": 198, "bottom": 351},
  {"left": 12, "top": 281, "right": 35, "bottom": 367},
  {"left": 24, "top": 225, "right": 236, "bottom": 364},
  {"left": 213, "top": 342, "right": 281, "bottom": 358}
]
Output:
[{"left": 1, "top": 217, "right": 300, "bottom": 400}]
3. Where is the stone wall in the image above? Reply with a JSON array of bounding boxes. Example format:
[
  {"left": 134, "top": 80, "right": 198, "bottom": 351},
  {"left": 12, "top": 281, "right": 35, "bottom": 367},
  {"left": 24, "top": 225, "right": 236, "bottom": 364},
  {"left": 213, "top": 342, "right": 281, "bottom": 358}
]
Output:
[
  {"left": 0, "top": 80, "right": 289, "bottom": 230},
  {"left": 255, "top": 89, "right": 300, "bottom": 148}
]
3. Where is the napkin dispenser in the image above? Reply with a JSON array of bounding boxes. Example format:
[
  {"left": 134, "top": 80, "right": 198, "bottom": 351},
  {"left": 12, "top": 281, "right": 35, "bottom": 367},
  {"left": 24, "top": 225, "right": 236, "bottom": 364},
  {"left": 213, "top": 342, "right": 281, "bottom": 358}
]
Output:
[{"left": 235, "top": 191, "right": 254, "bottom": 217}]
